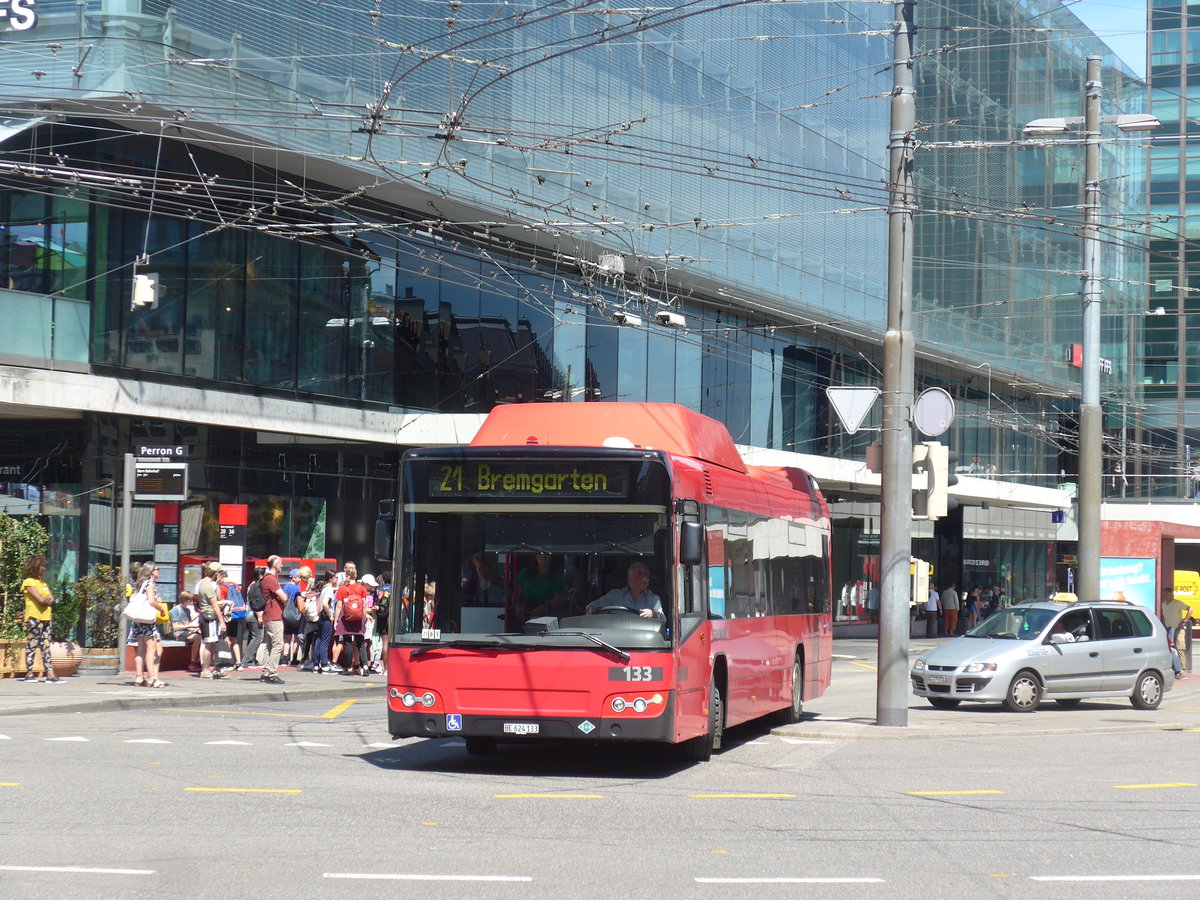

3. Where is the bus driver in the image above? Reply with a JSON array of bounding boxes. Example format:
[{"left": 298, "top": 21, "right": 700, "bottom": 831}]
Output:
[{"left": 586, "top": 562, "right": 664, "bottom": 620}]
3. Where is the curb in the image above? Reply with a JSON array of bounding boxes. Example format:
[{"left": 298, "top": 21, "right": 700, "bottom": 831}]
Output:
[
  {"left": 0, "top": 681, "right": 382, "bottom": 718},
  {"left": 772, "top": 719, "right": 1200, "bottom": 741}
]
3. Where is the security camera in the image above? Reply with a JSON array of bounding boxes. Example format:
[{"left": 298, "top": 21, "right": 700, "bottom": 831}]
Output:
[
  {"left": 655, "top": 311, "right": 686, "bottom": 328},
  {"left": 612, "top": 311, "right": 642, "bottom": 328}
]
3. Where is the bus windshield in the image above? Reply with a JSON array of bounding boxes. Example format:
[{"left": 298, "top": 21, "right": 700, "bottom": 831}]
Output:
[{"left": 393, "top": 508, "right": 672, "bottom": 646}]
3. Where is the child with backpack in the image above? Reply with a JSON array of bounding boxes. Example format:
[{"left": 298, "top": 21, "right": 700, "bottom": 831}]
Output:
[
  {"left": 219, "top": 570, "right": 248, "bottom": 671},
  {"left": 334, "top": 562, "right": 370, "bottom": 676}
]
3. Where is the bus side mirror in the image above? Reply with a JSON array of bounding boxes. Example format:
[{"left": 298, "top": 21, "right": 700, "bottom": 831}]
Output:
[
  {"left": 375, "top": 500, "right": 395, "bottom": 562},
  {"left": 680, "top": 521, "right": 703, "bottom": 567}
]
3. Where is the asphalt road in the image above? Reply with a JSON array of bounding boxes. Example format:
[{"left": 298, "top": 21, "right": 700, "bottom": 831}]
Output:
[{"left": 2, "top": 693, "right": 1199, "bottom": 899}]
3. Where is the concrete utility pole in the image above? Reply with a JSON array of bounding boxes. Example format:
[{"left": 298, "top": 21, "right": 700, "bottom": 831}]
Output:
[
  {"left": 877, "top": 0, "right": 916, "bottom": 728},
  {"left": 1076, "top": 55, "right": 1102, "bottom": 605}
]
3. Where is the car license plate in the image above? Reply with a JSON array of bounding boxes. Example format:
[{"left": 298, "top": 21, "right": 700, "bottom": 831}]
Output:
[
  {"left": 926, "top": 674, "right": 948, "bottom": 684},
  {"left": 502, "top": 723, "right": 539, "bottom": 735}
]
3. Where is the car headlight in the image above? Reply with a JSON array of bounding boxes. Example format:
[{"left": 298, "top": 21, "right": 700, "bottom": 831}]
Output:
[
  {"left": 962, "top": 662, "right": 997, "bottom": 674},
  {"left": 912, "top": 659, "right": 927, "bottom": 671}
]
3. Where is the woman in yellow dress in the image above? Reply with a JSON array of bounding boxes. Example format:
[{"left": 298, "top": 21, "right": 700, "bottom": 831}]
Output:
[{"left": 21, "top": 554, "right": 61, "bottom": 684}]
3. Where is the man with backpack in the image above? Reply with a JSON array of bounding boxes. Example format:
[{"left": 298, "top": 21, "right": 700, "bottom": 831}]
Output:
[{"left": 259, "top": 555, "right": 288, "bottom": 684}]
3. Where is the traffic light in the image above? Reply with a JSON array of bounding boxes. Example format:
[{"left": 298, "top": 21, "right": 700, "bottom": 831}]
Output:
[{"left": 912, "top": 441, "right": 960, "bottom": 520}]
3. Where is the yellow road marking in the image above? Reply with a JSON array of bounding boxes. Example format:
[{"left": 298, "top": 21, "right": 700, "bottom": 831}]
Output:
[
  {"left": 166, "top": 698, "right": 372, "bottom": 720},
  {"left": 493, "top": 793, "right": 603, "bottom": 799},
  {"left": 0, "top": 782, "right": 20, "bottom": 786},
  {"left": 907, "top": 790, "right": 1003, "bottom": 796},
  {"left": 185, "top": 787, "right": 302, "bottom": 794},
  {"left": 321, "top": 700, "right": 358, "bottom": 719},
  {"left": 846, "top": 661, "right": 877, "bottom": 672},
  {"left": 1113, "top": 782, "right": 1196, "bottom": 790},
  {"left": 689, "top": 793, "right": 795, "bottom": 799}
]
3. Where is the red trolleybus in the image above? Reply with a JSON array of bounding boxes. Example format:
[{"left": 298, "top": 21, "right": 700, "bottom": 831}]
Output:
[{"left": 382, "top": 402, "right": 832, "bottom": 759}]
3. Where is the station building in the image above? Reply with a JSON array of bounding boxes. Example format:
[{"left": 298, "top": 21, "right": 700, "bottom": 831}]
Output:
[{"left": 0, "top": 1, "right": 1151, "bottom": 620}]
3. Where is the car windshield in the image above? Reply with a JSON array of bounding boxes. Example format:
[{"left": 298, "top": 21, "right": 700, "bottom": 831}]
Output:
[{"left": 966, "top": 607, "right": 1057, "bottom": 640}]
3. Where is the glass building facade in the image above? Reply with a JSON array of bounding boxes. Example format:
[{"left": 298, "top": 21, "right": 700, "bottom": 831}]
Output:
[
  {"left": 0, "top": 1, "right": 1151, "bottom": 612},
  {"left": 1145, "top": 0, "right": 1200, "bottom": 498}
]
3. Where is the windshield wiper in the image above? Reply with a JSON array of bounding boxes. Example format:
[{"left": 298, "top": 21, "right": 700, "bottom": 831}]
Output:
[
  {"left": 551, "top": 630, "right": 631, "bottom": 663},
  {"left": 409, "top": 638, "right": 519, "bottom": 658}
]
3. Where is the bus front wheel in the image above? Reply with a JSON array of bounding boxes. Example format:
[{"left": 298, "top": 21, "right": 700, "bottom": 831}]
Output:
[
  {"left": 684, "top": 681, "right": 724, "bottom": 762},
  {"left": 783, "top": 658, "right": 804, "bottom": 724}
]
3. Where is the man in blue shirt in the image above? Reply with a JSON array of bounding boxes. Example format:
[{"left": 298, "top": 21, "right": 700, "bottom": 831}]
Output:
[{"left": 587, "top": 562, "right": 664, "bottom": 620}]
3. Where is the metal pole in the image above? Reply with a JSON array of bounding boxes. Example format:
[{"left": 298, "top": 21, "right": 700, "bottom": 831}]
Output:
[
  {"left": 117, "top": 452, "right": 134, "bottom": 674},
  {"left": 1077, "top": 55, "right": 1102, "bottom": 603},
  {"left": 877, "top": 0, "right": 917, "bottom": 727}
]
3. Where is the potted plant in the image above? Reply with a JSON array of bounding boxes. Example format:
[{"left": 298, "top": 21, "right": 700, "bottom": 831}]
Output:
[
  {"left": 72, "top": 564, "right": 123, "bottom": 672},
  {"left": 47, "top": 573, "right": 85, "bottom": 676}
]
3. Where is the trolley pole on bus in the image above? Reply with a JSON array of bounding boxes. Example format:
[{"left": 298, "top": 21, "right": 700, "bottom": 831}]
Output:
[{"left": 877, "top": 0, "right": 917, "bottom": 728}]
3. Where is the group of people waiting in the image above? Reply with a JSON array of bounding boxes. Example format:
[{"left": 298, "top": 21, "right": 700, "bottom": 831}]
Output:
[
  {"left": 920, "top": 583, "right": 1003, "bottom": 638},
  {"left": 129, "top": 557, "right": 390, "bottom": 687}
]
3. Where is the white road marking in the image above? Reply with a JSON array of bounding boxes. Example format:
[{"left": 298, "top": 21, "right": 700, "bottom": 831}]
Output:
[
  {"left": 0, "top": 735, "right": 10, "bottom": 740},
  {"left": 204, "top": 740, "right": 252, "bottom": 746},
  {"left": 363, "top": 741, "right": 403, "bottom": 748},
  {"left": 324, "top": 873, "right": 532, "bottom": 882},
  {"left": 696, "top": 877, "right": 885, "bottom": 884},
  {"left": 1031, "top": 875, "right": 1200, "bottom": 882},
  {"left": 0, "top": 865, "right": 154, "bottom": 875},
  {"left": 780, "top": 738, "right": 834, "bottom": 745},
  {"left": 124, "top": 739, "right": 172, "bottom": 744},
  {"left": 44, "top": 736, "right": 88, "bottom": 742},
  {"left": 285, "top": 742, "right": 331, "bottom": 747}
]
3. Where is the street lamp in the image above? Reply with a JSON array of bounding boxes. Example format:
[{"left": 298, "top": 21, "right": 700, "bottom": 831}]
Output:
[{"left": 1024, "top": 56, "right": 1160, "bottom": 604}]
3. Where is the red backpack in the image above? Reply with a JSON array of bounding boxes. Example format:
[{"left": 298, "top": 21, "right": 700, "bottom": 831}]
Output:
[{"left": 342, "top": 589, "right": 365, "bottom": 623}]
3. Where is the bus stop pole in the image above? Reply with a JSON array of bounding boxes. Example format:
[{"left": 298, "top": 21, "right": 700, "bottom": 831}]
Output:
[{"left": 877, "top": 0, "right": 917, "bottom": 728}]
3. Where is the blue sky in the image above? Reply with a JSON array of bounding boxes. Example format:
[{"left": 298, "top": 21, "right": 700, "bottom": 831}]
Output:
[{"left": 1068, "top": 0, "right": 1148, "bottom": 78}]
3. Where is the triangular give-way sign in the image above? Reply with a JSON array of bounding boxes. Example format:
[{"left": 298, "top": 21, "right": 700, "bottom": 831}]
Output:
[{"left": 825, "top": 386, "right": 880, "bottom": 435}]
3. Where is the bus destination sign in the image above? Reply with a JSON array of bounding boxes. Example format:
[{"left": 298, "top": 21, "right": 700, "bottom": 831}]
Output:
[{"left": 429, "top": 462, "right": 630, "bottom": 499}]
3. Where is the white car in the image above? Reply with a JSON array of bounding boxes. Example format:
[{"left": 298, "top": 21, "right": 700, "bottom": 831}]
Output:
[{"left": 911, "top": 601, "right": 1174, "bottom": 712}]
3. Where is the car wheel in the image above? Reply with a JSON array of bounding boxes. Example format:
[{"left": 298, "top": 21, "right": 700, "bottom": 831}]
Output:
[
  {"left": 1054, "top": 698, "right": 1082, "bottom": 708},
  {"left": 927, "top": 697, "right": 961, "bottom": 710},
  {"left": 1130, "top": 670, "right": 1164, "bottom": 710},
  {"left": 1002, "top": 670, "right": 1042, "bottom": 712}
]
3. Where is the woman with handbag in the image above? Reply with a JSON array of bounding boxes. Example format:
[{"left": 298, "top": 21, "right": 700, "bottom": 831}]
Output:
[
  {"left": 129, "top": 561, "right": 169, "bottom": 688},
  {"left": 21, "top": 554, "right": 62, "bottom": 683}
]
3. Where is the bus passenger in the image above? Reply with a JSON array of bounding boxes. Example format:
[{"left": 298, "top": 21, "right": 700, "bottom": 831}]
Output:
[
  {"left": 586, "top": 562, "right": 664, "bottom": 620},
  {"left": 516, "top": 553, "right": 564, "bottom": 622}
]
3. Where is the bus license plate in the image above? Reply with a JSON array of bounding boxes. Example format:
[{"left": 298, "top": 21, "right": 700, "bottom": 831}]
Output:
[{"left": 503, "top": 723, "right": 539, "bottom": 735}]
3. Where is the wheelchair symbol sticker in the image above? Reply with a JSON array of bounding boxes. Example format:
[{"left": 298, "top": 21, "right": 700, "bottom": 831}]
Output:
[{"left": 446, "top": 714, "right": 463, "bottom": 731}]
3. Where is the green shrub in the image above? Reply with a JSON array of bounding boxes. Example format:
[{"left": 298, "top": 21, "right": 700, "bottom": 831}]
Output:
[
  {"left": 0, "top": 513, "right": 50, "bottom": 643},
  {"left": 74, "top": 564, "right": 123, "bottom": 648}
]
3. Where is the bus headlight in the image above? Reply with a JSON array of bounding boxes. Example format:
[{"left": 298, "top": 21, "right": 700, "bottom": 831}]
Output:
[
  {"left": 609, "top": 693, "right": 664, "bottom": 715},
  {"left": 401, "top": 692, "right": 417, "bottom": 707},
  {"left": 420, "top": 692, "right": 436, "bottom": 708}
]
